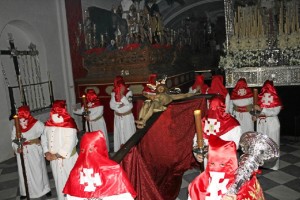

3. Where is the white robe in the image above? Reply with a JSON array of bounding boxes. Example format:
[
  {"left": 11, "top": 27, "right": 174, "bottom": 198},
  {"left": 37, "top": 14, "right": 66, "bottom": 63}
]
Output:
[
  {"left": 41, "top": 126, "right": 78, "bottom": 200},
  {"left": 73, "top": 105, "right": 109, "bottom": 149},
  {"left": 229, "top": 97, "right": 254, "bottom": 134},
  {"left": 256, "top": 106, "right": 281, "bottom": 170},
  {"left": 11, "top": 121, "right": 51, "bottom": 198},
  {"left": 110, "top": 90, "right": 136, "bottom": 152}
]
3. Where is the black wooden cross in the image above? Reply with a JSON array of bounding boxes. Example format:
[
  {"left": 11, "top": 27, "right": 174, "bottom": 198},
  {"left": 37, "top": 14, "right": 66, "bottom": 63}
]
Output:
[{"left": 0, "top": 33, "right": 38, "bottom": 118}]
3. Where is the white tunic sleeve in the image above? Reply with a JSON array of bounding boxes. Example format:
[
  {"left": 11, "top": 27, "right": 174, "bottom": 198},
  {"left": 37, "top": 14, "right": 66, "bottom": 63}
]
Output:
[
  {"left": 89, "top": 106, "right": 103, "bottom": 121},
  {"left": 58, "top": 128, "right": 78, "bottom": 158},
  {"left": 110, "top": 91, "right": 133, "bottom": 113},
  {"left": 261, "top": 106, "right": 281, "bottom": 117},
  {"left": 41, "top": 128, "right": 49, "bottom": 154},
  {"left": 11, "top": 126, "right": 18, "bottom": 152},
  {"left": 225, "top": 93, "right": 231, "bottom": 113},
  {"left": 73, "top": 107, "right": 84, "bottom": 115}
]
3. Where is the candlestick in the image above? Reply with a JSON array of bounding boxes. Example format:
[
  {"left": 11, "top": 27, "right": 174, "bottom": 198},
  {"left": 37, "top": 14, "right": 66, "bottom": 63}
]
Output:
[
  {"left": 78, "top": 22, "right": 82, "bottom": 35},
  {"left": 194, "top": 110, "right": 203, "bottom": 148},
  {"left": 100, "top": 34, "right": 104, "bottom": 47},
  {"left": 82, "top": 95, "right": 87, "bottom": 109},
  {"left": 14, "top": 115, "right": 21, "bottom": 139},
  {"left": 253, "top": 88, "right": 258, "bottom": 105}
]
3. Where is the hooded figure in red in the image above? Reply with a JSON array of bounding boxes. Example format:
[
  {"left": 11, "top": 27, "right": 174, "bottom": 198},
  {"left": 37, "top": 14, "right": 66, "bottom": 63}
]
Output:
[
  {"left": 86, "top": 89, "right": 102, "bottom": 107},
  {"left": 45, "top": 100, "right": 77, "bottom": 129},
  {"left": 207, "top": 75, "right": 230, "bottom": 113},
  {"left": 18, "top": 105, "right": 38, "bottom": 133},
  {"left": 189, "top": 75, "right": 209, "bottom": 94},
  {"left": 257, "top": 80, "right": 282, "bottom": 108},
  {"left": 12, "top": 106, "right": 51, "bottom": 198},
  {"left": 63, "top": 130, "right": 137, "bottom": 199},
  {"left": 113, "top": 75, "right": 129, "bottom": 103},
  {"left": 229, "top": 78, "right": 254, "bottom": 133},
  {"left": 110, "top": 76, "right": 136, "bottom": 152},
  {"left": 254, "top": 80, "right": 282, "bottom": 170},
  {"left": 73, "top": 89, "right": 109, "bottom": 149},
  {"left": 230, "top": 78, "right": 253, "bottom": 100},
  {"left": 41, "top": 100, "right": 78, "bottom": 199},
  {"left": 188, "top": 135, "right": 265, "bottom": 200},
  {"left": 202, "top": 95, "right": 241, "bottom": 148}
]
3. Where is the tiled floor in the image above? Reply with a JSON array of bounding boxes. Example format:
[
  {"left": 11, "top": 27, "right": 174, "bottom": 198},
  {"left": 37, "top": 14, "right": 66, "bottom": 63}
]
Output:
[{"left": 0, "top": 136, "right": 299, "bottom": 200}]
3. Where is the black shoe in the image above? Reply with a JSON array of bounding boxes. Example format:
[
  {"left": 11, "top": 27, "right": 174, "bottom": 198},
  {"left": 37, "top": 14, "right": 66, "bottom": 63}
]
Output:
[
  {"left": 20, "top": 196, "right": 27, "bottom": 199},
  {"left": 46, "top": 191, "right": 52, "bottom": 197}
]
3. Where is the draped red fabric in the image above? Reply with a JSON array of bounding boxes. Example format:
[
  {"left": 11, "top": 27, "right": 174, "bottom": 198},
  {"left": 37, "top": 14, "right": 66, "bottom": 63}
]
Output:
[
  {"left": 121, "top": 147, "right": 164, "bottom": 200},
  {"left": 121, "top": 98, "right": 207, "bottom": 200}
]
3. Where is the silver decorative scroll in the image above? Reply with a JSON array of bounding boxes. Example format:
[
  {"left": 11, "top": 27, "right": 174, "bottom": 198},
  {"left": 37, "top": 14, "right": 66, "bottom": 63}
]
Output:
[
  {"left": 225, "top": 66, "right": 300, "bottom": 88},
  {"left": 227, "top": 131, "right": 279, "bottom": 195}
]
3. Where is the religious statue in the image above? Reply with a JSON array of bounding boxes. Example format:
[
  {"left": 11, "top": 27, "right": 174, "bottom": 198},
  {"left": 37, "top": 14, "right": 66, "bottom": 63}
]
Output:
[{"left": 135, "top": 76, "right": 195, "bottom": 129}]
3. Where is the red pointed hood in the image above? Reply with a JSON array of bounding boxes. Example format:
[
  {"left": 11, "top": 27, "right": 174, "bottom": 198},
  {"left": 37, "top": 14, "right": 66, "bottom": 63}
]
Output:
[
  {"left": 63, "top": 131, "right": 137, "bottom": 199},
  {"left": 192, "top": 75, "right": 209, "bottom": 94},
  {"left": 231, "top": 78, "right": 253, "bottom": 100},
  {"left": 258, "top": 80, "right": 282, "bottom": 108},
  {"left": 17, "top": 105, "right": 37, "bottom": 133},
  {"left": 45, "top": 100, "right": 77, "bottom": 129},
  {"left": 203, "top": 96, "right": 239, "bottom": 138},
  {"left": 86, "top": 89, "right": 102, "bottom": 108},
  {"left": 113, "top": 76, "right": 129, "bottom": 102},
  {"left": 207, "top": 75, "right": 228, "bottom": 98}
]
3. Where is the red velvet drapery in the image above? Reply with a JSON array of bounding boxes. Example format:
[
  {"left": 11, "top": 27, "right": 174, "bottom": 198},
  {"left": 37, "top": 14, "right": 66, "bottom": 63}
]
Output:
[{"left": 121, "top": 98, "right": 207, "bottom": 200}]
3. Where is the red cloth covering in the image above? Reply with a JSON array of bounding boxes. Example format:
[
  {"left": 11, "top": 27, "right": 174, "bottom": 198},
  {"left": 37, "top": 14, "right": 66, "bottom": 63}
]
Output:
[
  {"left": 121, "top": 147, "right": 164, "bottom": 200},
  {"left": 203, "top": 96, "right": 240, "bottom": 138},
  {"left": 113, "top": 76, "right": 129, "bottom": 102},
  {"left": 63, "top": 131, "right": 137, "bottom": 198},
  {"left": 85, "top": 47, "right": 106, "bottom": 55},
  {"left": 231, "top": 78, "right": 253, "bottom": 100},
  {"left": 85, "top": 89, "right": 102, "bottom": 108},
  {"left": 122, "top": 43, "right": 141, "bottom": 51},
  {"left": 17, "top": 105, "right": 37, "bottom": 133},
  {"left": 188, "top": 135, "right": 265, "bottom": 200},
  {"left": 45, "top": 100, "right": 77, "bottom": 129},
  {"left": 164, "top": 44, "right": 172, "bottom": 49},
  {"left": 151, "top": 44, "right": 172, "bottom": 49},
  {"left": 191, "top": 75, "right": 209, "bottom": 94},
  {"left": 258, "top": 80, "right": 282, "bottom": 108},
  {"left": 207, "top": 75, "right": 228, "bottom": 98},
  {"left": 151, "top": 43, "right": 162, "bottom": 48},
  {"left": 121, "top": 98, "right": 207, "bottom": 200}
]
